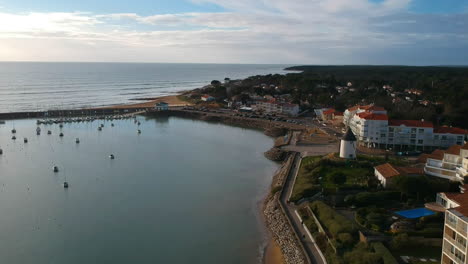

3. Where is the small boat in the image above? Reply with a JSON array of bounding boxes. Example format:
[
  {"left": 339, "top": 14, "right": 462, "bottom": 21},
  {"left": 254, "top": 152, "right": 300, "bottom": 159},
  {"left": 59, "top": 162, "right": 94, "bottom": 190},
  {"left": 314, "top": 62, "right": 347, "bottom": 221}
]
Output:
[
  {"left": 100, "top": 124, "right": 104, "bottom": 128},
  {"left": 0, "top": 120, "right": 5, "bottom": 124},
  {"left": 76, "top": 138, "right": 80, "bottom": 144},
  {"left": 0, "top": 148, "right": 3, "bottom": 155},
  {"left": 137, "top": 122, "right": 141, "bottom": 126},
  {"left": 53, "top": 166, "right": 59, "bottom": 173},
  {"left": 11, "top": 129, "right": 16, "bottom": 134},
  {"left": 111, "top": 123, "right": 114, "bottom": 127},
  {"left": 59, "top": 132, "right": 64, "bottom": 137},
  {"left": 47, "top": 130, "right": 52, "bottom": 135},
  {"left": 63, "top": 182, "right": 69, "bottom": 188},
  {"left": 24, "top": 138, "right": 28, "bottom": 143},
  {"left": 137, "top": 129, "right": 141, "bottom": 134},
  {"left": 59, "top": 124, "right": 63, "bottom": 128},
  {"left": 12, "top": 136, "right": 16, "bottom": 140},
  {"left": 109, "top": 154, "right": 115, "bottom": 159},
  {"left": 98, "top": 127, "right": 102, "bottom": 131}
]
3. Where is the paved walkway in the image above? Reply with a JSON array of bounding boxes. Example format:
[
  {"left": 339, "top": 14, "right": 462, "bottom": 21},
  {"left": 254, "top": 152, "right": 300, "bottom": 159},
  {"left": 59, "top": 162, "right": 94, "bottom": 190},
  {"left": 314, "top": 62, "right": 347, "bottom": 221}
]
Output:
[{"left": 279, "top": 153, "right": 326, "bottom": 264}]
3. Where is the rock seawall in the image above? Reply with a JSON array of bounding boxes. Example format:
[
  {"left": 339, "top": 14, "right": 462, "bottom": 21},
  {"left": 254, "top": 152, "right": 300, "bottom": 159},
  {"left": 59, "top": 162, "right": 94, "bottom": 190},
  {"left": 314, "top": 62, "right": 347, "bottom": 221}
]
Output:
[{"left": 263, "top": 156, "right": 307, "bottom": 264}]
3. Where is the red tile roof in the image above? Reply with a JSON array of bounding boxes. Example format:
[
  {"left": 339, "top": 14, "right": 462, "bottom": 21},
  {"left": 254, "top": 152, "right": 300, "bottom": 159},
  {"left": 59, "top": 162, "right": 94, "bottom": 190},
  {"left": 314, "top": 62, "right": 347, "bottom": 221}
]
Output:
[
  {"left": 446, "top": 145, "right": 462, "bottom": 156},
  {"left": 347, "top": 105, "right": 360, "bottom": 112},
  {"left": 434, "top": 126, "right": 467, "bottom": 135},
  {"left": 323, "top": 108, "right": 336, "bottom": 115},
  {"left": 444, "top": 185, "right": 468, "bottom": 216},
  {"left": 375, "top": 163, "right": 401, "bottom": 179},
  {"left": 361, "top": 105, "right": 386, "bottom": 111},
  {"left": 388, "top": 119, "right": 434, "bottom": 128},
  {"left": 357, "top": 112, "right": 388, "bottom": 121}
]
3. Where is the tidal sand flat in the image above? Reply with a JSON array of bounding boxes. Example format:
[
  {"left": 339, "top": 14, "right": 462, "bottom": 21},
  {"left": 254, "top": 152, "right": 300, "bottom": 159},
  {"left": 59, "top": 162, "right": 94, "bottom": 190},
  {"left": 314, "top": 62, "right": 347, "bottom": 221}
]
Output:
[{"left": 0, "top": 116, "right": 278, "bottom": 264}]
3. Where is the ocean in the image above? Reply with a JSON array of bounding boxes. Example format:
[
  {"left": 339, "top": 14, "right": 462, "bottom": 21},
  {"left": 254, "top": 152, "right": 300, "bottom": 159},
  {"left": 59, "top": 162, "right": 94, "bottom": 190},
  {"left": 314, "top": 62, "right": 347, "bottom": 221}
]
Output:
[
  {"left": 0, "top": 116, "right": 278, "bottom": 263},
  {"left": 0, "top": 62, "right": 291, "bottom": 113}
]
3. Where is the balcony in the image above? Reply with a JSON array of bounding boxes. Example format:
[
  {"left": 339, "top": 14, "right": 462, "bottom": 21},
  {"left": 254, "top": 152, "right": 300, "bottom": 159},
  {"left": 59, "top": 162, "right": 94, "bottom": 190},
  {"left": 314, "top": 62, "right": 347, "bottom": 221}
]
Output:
[
  {"left": 443, "top": 243, "right": 466, "bottom": 264},
  {"left": 444, "top": 233, "right": 467, "bottom": 252}
]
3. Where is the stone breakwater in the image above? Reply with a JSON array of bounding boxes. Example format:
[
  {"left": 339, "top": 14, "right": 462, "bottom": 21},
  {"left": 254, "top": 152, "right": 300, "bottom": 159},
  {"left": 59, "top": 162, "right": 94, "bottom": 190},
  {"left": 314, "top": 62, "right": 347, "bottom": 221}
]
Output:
[{"left": 263, "top": 156, "right": 307, "bottom": 264}]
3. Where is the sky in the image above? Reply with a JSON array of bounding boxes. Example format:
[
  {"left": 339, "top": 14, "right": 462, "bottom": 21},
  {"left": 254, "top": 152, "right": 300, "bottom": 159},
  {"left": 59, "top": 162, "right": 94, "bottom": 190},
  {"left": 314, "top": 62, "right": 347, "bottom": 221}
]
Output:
[{"left": 0, "top": 0, "right": 467, "bottom": 64}]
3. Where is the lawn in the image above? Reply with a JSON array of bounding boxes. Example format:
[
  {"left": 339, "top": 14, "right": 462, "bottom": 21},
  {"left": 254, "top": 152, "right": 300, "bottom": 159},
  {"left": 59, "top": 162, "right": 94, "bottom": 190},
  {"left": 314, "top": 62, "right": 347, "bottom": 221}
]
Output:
[
  {"left": 321, "top": 166, "right": 370, "bottom": 188},
  {"left": 290, "top": 156, "right": 374, "bottom": 202},
  {"left": 290, "top": 156, "right": 323, "bottom": 202}
]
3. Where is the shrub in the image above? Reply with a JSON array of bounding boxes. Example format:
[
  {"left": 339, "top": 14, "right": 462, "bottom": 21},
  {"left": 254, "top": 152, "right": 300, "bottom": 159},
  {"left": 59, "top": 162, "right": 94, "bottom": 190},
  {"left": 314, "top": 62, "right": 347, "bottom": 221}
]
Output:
[
  {"left": 391, "top": 233, "right": 409, "bottom": 249},
  {"left": 344, "top": 243, "right": 383, "bottom": 264},
  {"left": 372, "top": 242, "right": 398, "bottom": 264},
  {"left": 310, "top": 201, "right": 356, "bottom": 238}
]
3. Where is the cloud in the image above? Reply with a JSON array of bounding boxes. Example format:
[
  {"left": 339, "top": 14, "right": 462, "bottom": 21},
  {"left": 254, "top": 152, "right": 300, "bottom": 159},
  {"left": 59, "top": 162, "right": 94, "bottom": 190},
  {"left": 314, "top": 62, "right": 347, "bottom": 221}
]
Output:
[{"left": 0, "top": 0, "right": 467, "bottom": 64}]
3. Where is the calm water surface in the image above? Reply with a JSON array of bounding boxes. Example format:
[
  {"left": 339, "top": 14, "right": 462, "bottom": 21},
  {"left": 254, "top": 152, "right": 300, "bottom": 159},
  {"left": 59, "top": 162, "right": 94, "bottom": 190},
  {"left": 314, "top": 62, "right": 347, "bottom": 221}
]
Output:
[{"left": 0, "top": 116, "right": 278, "bottom": 264}]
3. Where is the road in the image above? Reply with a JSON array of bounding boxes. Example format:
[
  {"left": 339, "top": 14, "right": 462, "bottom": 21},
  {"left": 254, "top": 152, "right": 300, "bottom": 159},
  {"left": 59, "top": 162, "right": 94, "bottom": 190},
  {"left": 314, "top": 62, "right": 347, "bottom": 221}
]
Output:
[{"left": 279, "top": 153, "right": 326, "bottom": 264}]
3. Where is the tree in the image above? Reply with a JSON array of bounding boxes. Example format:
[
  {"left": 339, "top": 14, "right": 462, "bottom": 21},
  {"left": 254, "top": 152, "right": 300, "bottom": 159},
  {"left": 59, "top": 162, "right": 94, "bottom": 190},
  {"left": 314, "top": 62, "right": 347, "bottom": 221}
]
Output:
[
  {"left": 329, "top": 172, "right": 346, "bottom": 186},
  {"left": 211, "top": 80, "right": 221, "bottom": 86},
  {"left": 391, "top": 233, "right": 410, "bottom": 250}
]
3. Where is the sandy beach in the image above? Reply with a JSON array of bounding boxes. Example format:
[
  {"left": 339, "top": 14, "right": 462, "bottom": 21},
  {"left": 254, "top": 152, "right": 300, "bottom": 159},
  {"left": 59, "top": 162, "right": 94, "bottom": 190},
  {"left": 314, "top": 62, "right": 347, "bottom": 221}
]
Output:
[
  {"left": 264, "top": 240, "right": 284, "bottom": 264},
  {"left": 97, "top": 95, "right": 191, "bottom": 109}
]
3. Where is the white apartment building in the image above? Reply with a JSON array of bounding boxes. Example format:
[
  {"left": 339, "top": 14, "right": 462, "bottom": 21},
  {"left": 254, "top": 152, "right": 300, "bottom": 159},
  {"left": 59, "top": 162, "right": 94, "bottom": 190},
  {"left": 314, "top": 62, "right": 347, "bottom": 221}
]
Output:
[
  {"left": 343, "top": 104, "right": 387, "bottom": 127},
  {"left": 426, "top": 185, "right": 468, "bottom": 264},
  {"left": 344, "top": 105, "right": 466, "bottom": 149},
  {"left": 254, "top": 100, "right": 299, "bottom": 116},
  {"left": 424, "top": 144, "right": 468, "bottom": 182}
]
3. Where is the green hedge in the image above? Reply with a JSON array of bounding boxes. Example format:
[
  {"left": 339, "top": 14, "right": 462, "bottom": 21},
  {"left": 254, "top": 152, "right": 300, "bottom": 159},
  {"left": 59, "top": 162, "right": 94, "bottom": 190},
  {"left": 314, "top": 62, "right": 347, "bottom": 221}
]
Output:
[
  {"left": 372, "top": 242, "right": 398, "bottom": 264},
  {"left": 310, "top": 201, "right": 356, "bottom": 238}
]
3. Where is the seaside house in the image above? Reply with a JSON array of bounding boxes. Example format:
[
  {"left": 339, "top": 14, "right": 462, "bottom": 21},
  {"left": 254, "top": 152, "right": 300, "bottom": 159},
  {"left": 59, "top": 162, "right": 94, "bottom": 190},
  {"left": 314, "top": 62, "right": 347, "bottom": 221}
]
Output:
[
  {"left": 321, "top": 108, "right": 343, "bottom": 121},
  {"left": 423, "top": 143, "right": 468, "bottom": 182},
  {"left": 374, "top": 163, "right": 424, "bottom": 188},
  {"left": 425, "top": 185, "right": 468, "bottom": 264},
  {"left": 254, "top": 99, "right": 299, "bottom": 116},
  {"left": 201, "top": 95, "right": 215, "bottom": 102},
  {"left": 155, "top": 102, "right": 169, "bottom": 111}
]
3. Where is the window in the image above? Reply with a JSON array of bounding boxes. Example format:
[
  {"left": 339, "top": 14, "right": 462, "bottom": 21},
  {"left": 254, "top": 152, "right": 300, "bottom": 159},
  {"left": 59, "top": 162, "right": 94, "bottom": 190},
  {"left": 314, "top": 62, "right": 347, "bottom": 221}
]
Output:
[
  {"left": 389, "top": 127, "right": 394, "bottom": 132},
  {"left": 447, "top": 212, "right": 458, "bottom": 226},
  {"left": 418, "top": 140, "right": 423, "bottom": 144},
  {"left": 381, "top": 134, "right": 386, "bottom": 138},
  {"left": 442, "top": 136, "right": 447, "bottom": 140},
  {"left": 411, "top": 128, "right": 417, "bottom": 133},
  {"left": 389, "top": 133, "right": 394, "bottom": 138},
  {"left": 411, "top": 134, "right": 416, "bottom": 139},
  {"left": 418, "top": 129, "right": 424, "bottom": 133},
  {"left": 434, "top": 135, "right": 439, "bottom": 140},
  {"left": 410, "top": 139, "right": 416, "bottom": 144}
]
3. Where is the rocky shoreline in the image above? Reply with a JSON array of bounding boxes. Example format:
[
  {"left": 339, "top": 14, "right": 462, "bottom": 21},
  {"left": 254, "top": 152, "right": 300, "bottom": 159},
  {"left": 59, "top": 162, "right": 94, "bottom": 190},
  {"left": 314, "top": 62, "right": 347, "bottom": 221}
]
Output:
[{"left": 263, "top": 155, "right": 307, "bottom": 264}]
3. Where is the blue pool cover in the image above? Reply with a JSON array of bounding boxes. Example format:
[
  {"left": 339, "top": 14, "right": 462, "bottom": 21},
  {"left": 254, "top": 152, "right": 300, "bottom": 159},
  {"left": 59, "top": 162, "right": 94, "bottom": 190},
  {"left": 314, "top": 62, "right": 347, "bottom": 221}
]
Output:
[{"left": 395, "top": 208, "right": 436, "bottom": 219}]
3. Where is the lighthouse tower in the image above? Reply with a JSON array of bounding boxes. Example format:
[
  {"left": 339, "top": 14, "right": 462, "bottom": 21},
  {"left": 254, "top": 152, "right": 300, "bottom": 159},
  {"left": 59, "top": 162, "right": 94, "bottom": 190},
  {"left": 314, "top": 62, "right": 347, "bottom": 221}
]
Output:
[{"left": 340, "top": 128, "right": 357, "bottom": 159}]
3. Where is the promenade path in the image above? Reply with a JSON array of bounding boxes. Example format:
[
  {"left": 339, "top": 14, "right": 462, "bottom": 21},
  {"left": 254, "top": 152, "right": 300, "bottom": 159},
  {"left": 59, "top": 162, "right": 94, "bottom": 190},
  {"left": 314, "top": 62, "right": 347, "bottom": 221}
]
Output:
[{"left": 279, "top": 153, "right": 326, "bottom": 264}]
